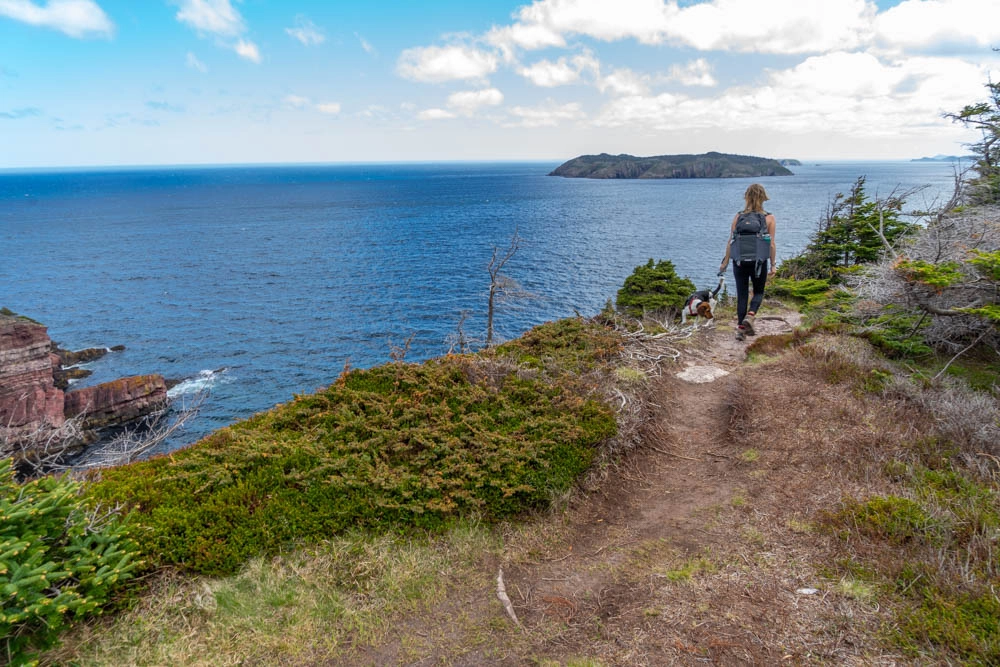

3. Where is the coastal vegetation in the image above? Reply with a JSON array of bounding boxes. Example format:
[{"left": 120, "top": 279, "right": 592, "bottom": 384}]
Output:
[
  {"left": 614, "top": 258, "right": 695, "bottom": 319},
  {"left": 549, "top": 151, "right": 793, "bottom": 179},
  {"left": 85, "top": 319, "right": 620, "bottom": 576},
  {"left": 8, "top": 79, "right": 1000, "bottom": 667},
  {"left": 0, "top": 460, "right": 141, "bottom": 661}
]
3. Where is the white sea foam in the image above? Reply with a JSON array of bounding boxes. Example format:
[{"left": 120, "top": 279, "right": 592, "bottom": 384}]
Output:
[{"left": 167, "top": 368, "right": 227, "bottom": 399}]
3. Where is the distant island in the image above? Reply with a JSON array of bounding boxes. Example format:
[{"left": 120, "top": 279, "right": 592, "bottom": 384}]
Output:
[
  {"left": 911, "top": 154, "right": 976, "bottom": 162},
  {"left": 549, "top": 152, "right": 794, "bottom": 179},
  {"left": 779, "top": 159, "right": 802, "bottom": 166}
]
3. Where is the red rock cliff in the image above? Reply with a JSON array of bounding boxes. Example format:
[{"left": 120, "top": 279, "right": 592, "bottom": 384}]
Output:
[
  {"left": 64, "top": 374, "right": 168, "bottom": 429},
  {"left": 1, "top": 313, "right": 168, "bottom": 458},
  {"left": 0, "top": 315, "right": 65, "bottom": 433}
]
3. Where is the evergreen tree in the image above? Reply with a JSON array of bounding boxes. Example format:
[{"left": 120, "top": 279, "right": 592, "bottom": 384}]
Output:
[
  {"left": 616, "top": 259, "right": 695, "bottom": 318},
  {"left": 778, "top": 177, "right": 916, "bottom": 283},
  {"left": 945, "top": 78, "right": 1000, "bottom": 205}
]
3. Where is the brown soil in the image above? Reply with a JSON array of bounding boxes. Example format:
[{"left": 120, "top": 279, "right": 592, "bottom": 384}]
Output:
[{"left": 338, "top": 311, "right": 909, "bottom": 666}]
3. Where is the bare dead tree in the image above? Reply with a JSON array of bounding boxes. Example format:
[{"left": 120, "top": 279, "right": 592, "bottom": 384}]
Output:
[
  {"left": 446, "top": 309, "right": 475, "bottom": 354},
  {"left": 388, "top": 333, "right": 416, "bottom": 362},
  {"left": 486, "top": 228, "right": 531, "bottom": 346},
  {"left": 1, "top": 411, "right": 88, "bottom": 477},
  {"left": 867, "top": 184, "right": 928, "bottom": 259},
  {"left": 67, "top": 391, "right": 206, "bottom": 473}
]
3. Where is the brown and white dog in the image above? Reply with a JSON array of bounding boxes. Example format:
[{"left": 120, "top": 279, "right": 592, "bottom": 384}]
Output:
[{"left": 680, "top": 275, "right": 725, "bottom": 327}]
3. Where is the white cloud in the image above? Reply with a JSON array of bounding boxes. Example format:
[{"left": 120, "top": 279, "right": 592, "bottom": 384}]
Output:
[
  {"left": 175, "top": 0, "right": 261, "bottom": 62},
  {"left": 667, "top": 58, "right": 716, "bottom": 87},
  {"left": 666, "top": 0, "right": 875, "bottom": 54},
  {"left": 488, "top": 0, "right": 878, "bottom": 55},
  {"left": 234, "top": 39, "right": 260, "bottom": 63},
  {"left": 186, "top": 51, "right": 208, "bottom": 73},
  {"left": 397, "top": 45, "right": 498, "bottom": 83},
  {"left": 447, "top": 88, "right": 504, "bottom": 115},
  {"left": 874, "top": 0, "right": 1000, "bottom": 51},
  {"left": 175, "top": 0, "right": 243, "bottom": 37},
  {"left": 507, "top": 100, "right": 585, "bottom": 127},
  {"left": 0, "top": 0, "right": 113, "bottom": 38},
  {"left": 356, "top": 32, "right": 376, "bottom": 55},
  {"left": 418, "top": 108, "right": 458, "bottom": 120},
  {"left": 486, "top": 21, "right": 565, "bottom": 52},
  {"left": 518, "top": 58, "right": 580, "bottom": 87},
  {"left": 510, "top": 0, "right": 675, "bottom": 46},
  {"left": 518, "top": 51, "right": 600, "bottom": 88},
  {"left": 283, "top": 94, "right": 310, "bottom": 109},
  {"left": 316, "top": 102, "right": 341, "bottom": 114},
  {"left": 595, "top": 52, "right": 989, "bottom": 142},
  {"left": 286, "top": 15, "right": 324, "bottom": 46},
  {"left": 598, "top": 68, "right": 650, "bottom": 96}
]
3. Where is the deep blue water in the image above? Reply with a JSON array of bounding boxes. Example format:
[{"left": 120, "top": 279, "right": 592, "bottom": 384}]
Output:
[{"left": 0, "top": 161, "right": 958, "bottom": 453}]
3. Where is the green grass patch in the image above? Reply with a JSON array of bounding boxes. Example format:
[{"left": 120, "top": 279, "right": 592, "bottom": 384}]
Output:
[
  {"left": 87, "top": 319, "right": 619, "bottom": 575},
  {"left": 943, "top": 355, "right": 1000, "bottom": 394},
  {"left": 823, "top": 460, "right": 1000, "bottom": 663},
  {"left": 660, "top": 556, "right": 716, "bottom": 583},
  {"left": 890, "top": 573, "right": 1000, "bottom": 665},
  {"left": 829, "top": 495, "right": 944, "bottom": 546}
]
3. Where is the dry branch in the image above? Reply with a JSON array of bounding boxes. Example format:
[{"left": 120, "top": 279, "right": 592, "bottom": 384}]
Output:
[{"left": 496, "top": 567, "right": 525, "bottom": 631}]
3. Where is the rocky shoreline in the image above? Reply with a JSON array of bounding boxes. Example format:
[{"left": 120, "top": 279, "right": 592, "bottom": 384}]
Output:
[{"left": 0, "top": 311, "right": 168, "bottom": 469}]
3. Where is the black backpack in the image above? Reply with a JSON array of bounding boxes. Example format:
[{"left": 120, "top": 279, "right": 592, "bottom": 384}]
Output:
[{"left": 731, "top": 211, "right": 770, "bottom": 265}]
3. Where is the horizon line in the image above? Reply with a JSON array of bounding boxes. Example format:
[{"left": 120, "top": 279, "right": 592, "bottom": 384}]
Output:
[{"left": 0, "top": 155, "right": 972, "bottom": 173}]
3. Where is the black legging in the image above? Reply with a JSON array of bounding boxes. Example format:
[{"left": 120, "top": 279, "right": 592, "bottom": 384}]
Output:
[{"left": 732, "top": 260, "right": 767, "bottom": 325}]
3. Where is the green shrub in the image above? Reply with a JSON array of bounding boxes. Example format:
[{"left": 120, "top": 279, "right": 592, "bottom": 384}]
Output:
[
  {"left": 496, "top": 316, "right": 622, "bottom": 372},
  {"left": 0, "top": 460, "right": 140, "bottom": 663},
  {"left": 87, "top": 320, "right": 619, "bottom": 575},
  {"left": 860, "top": 306, "right": 934, "bottom": 359},
  {"left": 766, "top": 277, "right": 832, "bottom": 305},
  {"left": 615, "top": 259, "right": 695, "bottom": 318}
]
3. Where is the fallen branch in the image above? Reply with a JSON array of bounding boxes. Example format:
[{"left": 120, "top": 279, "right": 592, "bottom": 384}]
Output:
[
  {"left": 496, "top": 567, "right": 525, "bottom": 631},
  {"left": 646, "top": 444, "right": 699, "bottom": 461}
]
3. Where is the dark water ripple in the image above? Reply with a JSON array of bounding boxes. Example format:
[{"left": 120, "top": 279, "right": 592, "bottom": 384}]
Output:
[{"left": 0, "top": 161, "right": 958, "bottom": 451}]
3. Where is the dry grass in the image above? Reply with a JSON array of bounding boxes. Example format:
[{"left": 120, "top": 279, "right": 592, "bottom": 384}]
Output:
[
  {"left": 724, "top": 334, "right": 1000, "bottom": 664},
  {"left": 42, "top": 522, "right": 499, "bottom": 666}
]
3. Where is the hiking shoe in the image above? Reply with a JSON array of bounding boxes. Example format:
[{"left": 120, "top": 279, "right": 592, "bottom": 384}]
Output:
[
  {"left": 735, "top": 326, "right": 746, "bottom": 341},
  {"left": 743, "top": 313, "right": 756, "bottom": 336}
]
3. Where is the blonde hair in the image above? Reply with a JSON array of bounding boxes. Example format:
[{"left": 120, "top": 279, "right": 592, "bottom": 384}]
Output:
[{"left": 743, "top": 183, "right": 769, "bottom": 213}]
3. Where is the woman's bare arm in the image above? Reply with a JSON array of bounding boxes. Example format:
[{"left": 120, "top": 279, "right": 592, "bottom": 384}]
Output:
[
  {"left": 719, "top": 214, "right": 738, "bottom": 273},
  {"left": 766, "top": 214, "right": 777, "bottom": 275}
]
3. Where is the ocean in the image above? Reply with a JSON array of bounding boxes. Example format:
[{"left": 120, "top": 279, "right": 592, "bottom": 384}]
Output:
[{"left": 0, "top": 160, "right": 959, "bottom": 453}]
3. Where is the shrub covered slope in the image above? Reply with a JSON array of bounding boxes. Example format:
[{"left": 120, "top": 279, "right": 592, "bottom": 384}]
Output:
[{"left": 86, "top": 319, "right": 621, "bottom": 575}]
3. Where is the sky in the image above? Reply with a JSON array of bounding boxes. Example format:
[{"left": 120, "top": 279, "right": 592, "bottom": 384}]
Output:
[{"left": 1, "top": 0, "right": 999, "bottom": 167}]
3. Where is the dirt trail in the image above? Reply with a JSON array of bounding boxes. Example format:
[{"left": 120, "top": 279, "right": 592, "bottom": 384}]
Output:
[
  {"left": 493, "top": 315, "right": 804, "bottom": 660},
  {"left": 359, "top": 313, "right": 837, "bottom": 666}
]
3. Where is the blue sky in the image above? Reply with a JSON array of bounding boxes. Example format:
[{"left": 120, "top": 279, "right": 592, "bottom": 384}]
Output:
[{"left": 1, "top": 0, "right": 999, "bottom": 167}]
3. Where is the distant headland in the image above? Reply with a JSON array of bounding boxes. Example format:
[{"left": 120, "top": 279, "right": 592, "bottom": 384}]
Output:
[
  {"left": 911, "top": 154, "right": 977, "bottom": 162},
  {"left": 549, "top": 152, "right": 794, "bottom": 179}
]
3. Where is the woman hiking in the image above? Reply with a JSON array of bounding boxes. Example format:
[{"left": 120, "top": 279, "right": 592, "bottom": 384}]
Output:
[{"left": 719, "top": 183, "right": 776, "bottom": 341}]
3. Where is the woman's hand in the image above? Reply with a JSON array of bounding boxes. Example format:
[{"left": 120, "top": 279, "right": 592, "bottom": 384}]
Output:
[{"left": 768, "top": 264, "right": 777, "bottom": 276}]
